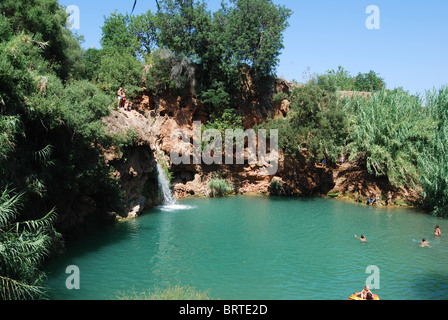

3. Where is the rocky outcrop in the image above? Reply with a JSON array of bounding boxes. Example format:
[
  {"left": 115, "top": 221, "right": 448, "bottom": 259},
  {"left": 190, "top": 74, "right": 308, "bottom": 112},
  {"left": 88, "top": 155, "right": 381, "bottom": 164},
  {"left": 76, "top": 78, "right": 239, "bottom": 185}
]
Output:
[
  {"left": 102, "top": 109, "right": 161, "bottom": 218},
  {"left": 101, "top": 80, "right": 419, "bottom": 214},
  {"left": 326, "top": 157, "right": 421, "bottom": 206}
]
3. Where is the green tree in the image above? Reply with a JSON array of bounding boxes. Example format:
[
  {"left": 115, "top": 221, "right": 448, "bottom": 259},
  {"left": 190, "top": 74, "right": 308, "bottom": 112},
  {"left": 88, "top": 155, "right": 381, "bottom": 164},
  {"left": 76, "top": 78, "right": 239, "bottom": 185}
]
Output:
[
  {"left": 0, "top": 0, "right": 84, "bottom": 80},
  {"left": 198, "top": 0, "right": 292, "bottom": 106},
  {"left": 101, "top": 11, "right": 135, "bottom": 54},
  {"left": 101, "top": 9, "right": 158, "bottom": 60},
  {"left": 226, "top": 0, "right": 292, "bottom": 80},
  {"left": 152, "top": 0, "right": 291, "bottom": 110},
  {"left": 353, "top": 70, "right": 385, "bottom": 92},
  {"left": 97, "top": 48, "right": 144, "bottom": 96},
  {"left": 79, "top": 48, "right": 103, "bottom": 81},
  {"left": 156, "top": 0, "right": 211, "bottom": 60},
  {"left": 260, "top": 84, "right": 349, "bottom": 162},
  {"left": 314, "top": 66, "right": 354, "bottom": 92},
  {"left": 129, "top": 10, "right": 159, "bottom": 59},
  {"left": 203, "top": 109, "right": 244, "bottom": 135},
  {"left": 145, "top": 49, "right": 195, "bottom": 96},
  {"left": 0, "top": 3, "right": 128, "bottom": 240}
]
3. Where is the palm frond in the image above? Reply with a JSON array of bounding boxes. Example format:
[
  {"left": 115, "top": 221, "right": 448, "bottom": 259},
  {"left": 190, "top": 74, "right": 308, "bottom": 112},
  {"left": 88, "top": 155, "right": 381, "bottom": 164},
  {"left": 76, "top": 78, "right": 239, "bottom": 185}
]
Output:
[
  {"left": 0, "top": 188, "right": 58, "bottom": 300},
  {"left": 0, "top": 276, "right": 44, "bottom": 300},
  {"left": 0, "top": 188, "right": 24, "bottom": 230}
]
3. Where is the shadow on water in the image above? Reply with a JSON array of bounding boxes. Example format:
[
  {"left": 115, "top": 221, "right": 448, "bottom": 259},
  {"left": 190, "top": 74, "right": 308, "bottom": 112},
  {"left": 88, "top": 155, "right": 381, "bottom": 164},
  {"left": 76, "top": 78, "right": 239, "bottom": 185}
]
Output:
[
  {"left": 46, "top": 209, "right": 162, "bottom": 270},
  {"left": 409, "top": 273, "right": 448, "bottom": 300}
]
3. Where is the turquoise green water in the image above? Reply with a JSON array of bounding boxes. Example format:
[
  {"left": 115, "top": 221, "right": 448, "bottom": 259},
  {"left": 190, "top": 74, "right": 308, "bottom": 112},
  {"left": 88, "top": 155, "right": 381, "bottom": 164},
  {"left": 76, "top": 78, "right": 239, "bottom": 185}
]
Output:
[{"left": 44, "top": 196, "right": 448, "bottom": 300}]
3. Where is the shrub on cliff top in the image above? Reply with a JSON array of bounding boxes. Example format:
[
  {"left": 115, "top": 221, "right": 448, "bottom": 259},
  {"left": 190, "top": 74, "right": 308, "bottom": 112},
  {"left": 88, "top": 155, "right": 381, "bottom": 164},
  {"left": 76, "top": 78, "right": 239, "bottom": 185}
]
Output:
[{"left": 260, "top": 84, "right": 349, "bottom": 163}]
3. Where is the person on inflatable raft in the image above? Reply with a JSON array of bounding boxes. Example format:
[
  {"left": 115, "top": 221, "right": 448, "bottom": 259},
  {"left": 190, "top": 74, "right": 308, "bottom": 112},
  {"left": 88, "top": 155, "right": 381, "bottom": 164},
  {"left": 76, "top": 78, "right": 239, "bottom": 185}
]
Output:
[{"left": 349, "top": 285, "right": 380, "bottom": 300}]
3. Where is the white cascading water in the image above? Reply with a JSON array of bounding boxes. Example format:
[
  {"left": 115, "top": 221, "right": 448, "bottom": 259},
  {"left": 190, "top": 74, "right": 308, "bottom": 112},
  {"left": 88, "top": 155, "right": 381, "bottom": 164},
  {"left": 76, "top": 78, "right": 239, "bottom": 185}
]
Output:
[
  {"left": 157, "top": 163, "right": 176, "bottom": 206},
  {"left": 155, "top": 147, "right": 195, "bottom": 212}
]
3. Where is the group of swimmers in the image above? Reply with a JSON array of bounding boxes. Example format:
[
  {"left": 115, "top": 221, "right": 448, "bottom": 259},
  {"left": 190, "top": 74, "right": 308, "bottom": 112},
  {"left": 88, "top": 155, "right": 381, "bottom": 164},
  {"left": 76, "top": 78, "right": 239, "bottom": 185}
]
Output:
[
  {"left": 366, "top": 191, "right": 394, "bottom": 206},
  {"left": 420, "top": 225, "right": 442, "bottom": 248},
  {"left": 355, "top": 225, "right": 442, "bottom": 247},
  {"left": 353, "top": 225, "right": 442, "bottom": 299},
  {"left": 117, "top": 87, "right": 133, "bottom": 111}
]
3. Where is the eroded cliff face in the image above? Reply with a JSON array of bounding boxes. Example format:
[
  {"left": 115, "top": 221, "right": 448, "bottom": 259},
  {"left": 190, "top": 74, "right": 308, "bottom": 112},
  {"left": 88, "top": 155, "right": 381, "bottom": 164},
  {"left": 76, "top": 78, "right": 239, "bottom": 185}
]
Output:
[
  {"left": 101, "top": 79, "right": 421, "bottom": 218},
  {"left": 102, "top": 109, "right": 161, "bottom": 218},
  {"left": 141, "top": 79, "right": 294, "bottom": 198},
  {"left": 100, "top": 80, "right": 293, "bottom": 217}
]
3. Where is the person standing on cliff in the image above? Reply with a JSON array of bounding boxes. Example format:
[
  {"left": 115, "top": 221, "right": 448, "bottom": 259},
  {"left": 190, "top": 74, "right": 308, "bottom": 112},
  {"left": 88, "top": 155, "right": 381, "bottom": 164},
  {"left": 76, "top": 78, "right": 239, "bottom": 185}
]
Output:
[{"left": 117, "top": 87, "right": 124, "bottom": 108}]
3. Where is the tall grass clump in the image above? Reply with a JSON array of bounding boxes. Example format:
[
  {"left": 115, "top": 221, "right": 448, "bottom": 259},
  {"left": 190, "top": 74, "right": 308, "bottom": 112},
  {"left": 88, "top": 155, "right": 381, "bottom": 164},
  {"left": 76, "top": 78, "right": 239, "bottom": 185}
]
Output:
[
  {"left": 343, "top": 89, "right": 436, "bottom": 188},
  {"left": 418, "top": 86, "right": 448, "bottom": 217},
  {"left": 208, "top": 179, "right": 234, "bottom": 198}
]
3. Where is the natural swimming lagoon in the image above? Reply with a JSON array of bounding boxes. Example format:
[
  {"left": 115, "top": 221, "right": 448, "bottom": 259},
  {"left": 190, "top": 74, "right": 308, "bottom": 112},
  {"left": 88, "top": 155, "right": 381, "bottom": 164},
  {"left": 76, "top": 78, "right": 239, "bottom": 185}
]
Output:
[{"left": 44, "top": 196, "right": 448, "bottom": 300}]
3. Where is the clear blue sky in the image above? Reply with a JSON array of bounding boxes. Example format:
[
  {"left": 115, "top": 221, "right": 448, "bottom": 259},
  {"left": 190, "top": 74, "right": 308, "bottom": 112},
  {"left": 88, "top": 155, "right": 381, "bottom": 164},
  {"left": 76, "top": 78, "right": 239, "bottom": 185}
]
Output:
[{"left": 60, "top": 0, "right": 448, "bottom": 95}]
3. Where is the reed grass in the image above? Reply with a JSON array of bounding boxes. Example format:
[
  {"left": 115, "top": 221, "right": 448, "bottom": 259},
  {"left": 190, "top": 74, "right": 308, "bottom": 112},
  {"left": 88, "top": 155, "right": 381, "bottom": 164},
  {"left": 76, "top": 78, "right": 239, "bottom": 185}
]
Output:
[
  {"left": 343, "top": 89, "right": 435, "bottom": 188},
  {"left": 418, "top": 86, "right": 448, "bottom": 217}
]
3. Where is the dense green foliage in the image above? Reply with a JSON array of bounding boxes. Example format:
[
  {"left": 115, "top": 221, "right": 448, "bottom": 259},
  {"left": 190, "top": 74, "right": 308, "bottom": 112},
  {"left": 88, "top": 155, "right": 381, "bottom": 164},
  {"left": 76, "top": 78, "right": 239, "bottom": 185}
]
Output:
[
  {"left": 101, "top": 10, "right": 158, "bottom": 59},
  {"left": 0, "top": 30, "right": 124, "bottom": 225},
  {"left": 312, "top": 66, "right": 386, "bottom": 92},
  {"left": 261, "top": 80, "right": 448, "bottom": 217},
  {"left": 418, "top": 87, "right": 448, "bottom": 217},
  {"left": 0, "top": 0, "right": 291, "bottom": 298},
  {"left": 100, "top": 0, "right": 292, "bottom": 111},
  {"left": 97, "top": 48, "right": 144, "bottom": 96},
  {"left": 261, "top": 84, "right": 349, "bottom": 162},
  {"left": 0, "top": 189, "right": 59, "bottom": 300},
  {"left": 343, "top": 90, "right": 434, "bottom": 187},
  {"left": 0, "top": 0, "right": 142, "bottom": 299},
  {"left": 0, "top": 0, "right": 83, "bottom": 80},
  {"left": 78, "top": 48, "right": 103, "bottom": 81}
]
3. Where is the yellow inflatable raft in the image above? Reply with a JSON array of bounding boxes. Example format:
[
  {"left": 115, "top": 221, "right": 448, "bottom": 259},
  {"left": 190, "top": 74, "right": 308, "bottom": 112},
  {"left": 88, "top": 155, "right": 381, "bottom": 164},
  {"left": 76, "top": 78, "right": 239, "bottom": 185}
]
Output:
[{"left": 349, "top": 292, "right": 380, "bottom": 300}]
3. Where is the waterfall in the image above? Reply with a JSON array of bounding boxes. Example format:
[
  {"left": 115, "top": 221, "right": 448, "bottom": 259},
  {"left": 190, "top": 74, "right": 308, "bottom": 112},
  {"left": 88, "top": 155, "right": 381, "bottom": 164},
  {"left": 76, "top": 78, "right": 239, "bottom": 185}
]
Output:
[
  {"left": 157, "top": 163, "right": 176, "bottom": 206},
  {"left": 154, "top": 145, "right": 195, "bottom": 212}
]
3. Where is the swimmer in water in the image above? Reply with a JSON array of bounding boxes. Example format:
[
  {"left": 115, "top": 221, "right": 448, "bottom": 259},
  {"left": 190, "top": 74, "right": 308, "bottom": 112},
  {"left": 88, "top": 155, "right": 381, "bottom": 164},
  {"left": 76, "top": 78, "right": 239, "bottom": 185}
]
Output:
[
  {"left": 420, "top": 238, "right": 431, "bottom": 248},
  {"left": 434, "top": 225, "right": 441, "bottom": 237},
  {"left": 355, "top": 235, "right": 367, "bottom": 243}
]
